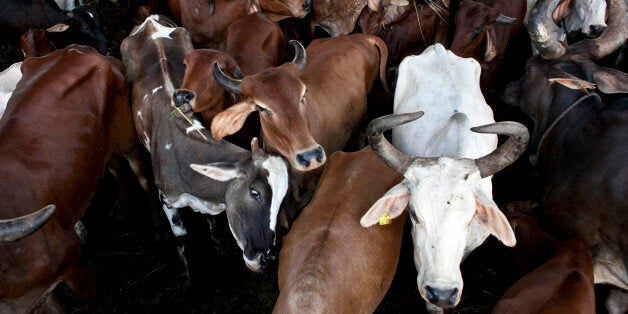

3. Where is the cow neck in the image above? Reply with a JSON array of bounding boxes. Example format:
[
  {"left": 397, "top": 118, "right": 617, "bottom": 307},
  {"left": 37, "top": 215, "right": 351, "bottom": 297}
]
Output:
[{"left": 530, "top": 92, "right": 599, "bottom": 165}]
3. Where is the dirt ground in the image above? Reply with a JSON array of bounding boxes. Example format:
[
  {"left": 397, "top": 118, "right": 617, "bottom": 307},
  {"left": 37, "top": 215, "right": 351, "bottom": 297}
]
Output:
[{"left": 0, "top": 0, "right": 611, "bottom": 312}]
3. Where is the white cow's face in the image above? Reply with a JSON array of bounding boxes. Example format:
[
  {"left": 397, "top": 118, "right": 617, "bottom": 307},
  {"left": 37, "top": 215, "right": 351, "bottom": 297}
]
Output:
[
  {"left": 361, "top": 157, "right": 515, "bottom": 310},
  {"left": 405, "top": 158, "right": 484, "bottom": 308},
  {"left": 564, "top": 0, "right": 607, "bottom": 36}
]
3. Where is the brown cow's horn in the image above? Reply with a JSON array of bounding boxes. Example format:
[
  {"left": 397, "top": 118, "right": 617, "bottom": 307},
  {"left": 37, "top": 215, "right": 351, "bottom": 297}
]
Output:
[
  {"left": 526, "top": 0, "right": 565, "bottom": 59},
  {"left": 0, "top": 205, "right": 55, "bottom": 242},
  {"left": 570, "top": 0, "right": 628, "bottom": 60},
  {"left": 289, "top": 40, "right": 306, "bottom": 72},
  {"left": 495, "top": 14, "right": 516, "bottom": 25},
  {"left": 213, "top": 61, "right": 242, "bottom": 94},
  {"left": 367, "top": 112, "right": 424, "bottom": 174},
  {"left": 250, "top": 137, "right": 265, "bottom": 161},
  {"left": 472, "top": 121, "right": 529, "bottom": 178}
]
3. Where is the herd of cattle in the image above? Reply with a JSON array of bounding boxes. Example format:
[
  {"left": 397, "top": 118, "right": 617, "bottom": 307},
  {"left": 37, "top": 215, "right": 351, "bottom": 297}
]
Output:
[{"left": 0, "top": 0, "right": 626, "bottom": 312}]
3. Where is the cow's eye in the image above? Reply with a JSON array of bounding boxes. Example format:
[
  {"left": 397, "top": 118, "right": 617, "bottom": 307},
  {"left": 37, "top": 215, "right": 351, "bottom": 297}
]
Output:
[
  {"left": 407, "top": 208, "right": 418, "bottom": 222},
  {"left": 300, "top": 97, "right": 305, "bottom": 106},
  {"left": 471, "top": 24, "right": 483, "bottom": 39},
  {"left": 81, "top": 25, "right": 88, "bottom": 31},
  {"left": 250, "top": 188, "right": 261, "bottom": 200}
]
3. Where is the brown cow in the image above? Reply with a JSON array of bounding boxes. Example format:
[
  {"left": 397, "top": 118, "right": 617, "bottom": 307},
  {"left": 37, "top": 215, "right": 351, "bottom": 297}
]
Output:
[
  {"left": 449, "top": 0, "right": 526, "bottom": 87},
  {"left": 0, "top": 45, "right": 147, "bottom": 312},
  {"left": 309, "top": 0, "right": 367, "bottom": 36},
  {"left": 166, "top": 0, "right": 308, "bottom": 49},
  {"left": 493, "top": 239, "right": 596, "bottom": 313},
  {"left": 211, "top": 34, "right": 389, "bottom": 174},
  {"left": 274, "top": 148, "right": 406, "bottom": 313}
]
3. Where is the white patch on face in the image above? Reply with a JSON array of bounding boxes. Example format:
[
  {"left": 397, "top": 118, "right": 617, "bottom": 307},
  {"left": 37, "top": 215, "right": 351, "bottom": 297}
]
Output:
[
  {"left": 152, "top": 86, "right": 163, "bottom": 94},
  {"left": 162, "top": 205, "right": 187, "bottom": 236},
  {"left": 243, "top": 252, "right": 263, "bottom": 272},
  {"left": 165, "top": 143, "right": 172, "bottom": 150},
  {"left": 259, "top": 156, "right": 289, "bottom": 233},
  {"left": 136, "top": 110, "right": 142, "bottom": 120},
  {"left": 185, "top": 119, "right": 205, "bottom": 135},
  {"left": 170, "top": 192, "right": 226, "bottom": 215}
]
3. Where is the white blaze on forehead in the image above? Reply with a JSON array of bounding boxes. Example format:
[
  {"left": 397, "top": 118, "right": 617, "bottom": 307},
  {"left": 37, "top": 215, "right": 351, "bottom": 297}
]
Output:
[{"left": 260, "top": 156, "right": 289, "bottom": 232}]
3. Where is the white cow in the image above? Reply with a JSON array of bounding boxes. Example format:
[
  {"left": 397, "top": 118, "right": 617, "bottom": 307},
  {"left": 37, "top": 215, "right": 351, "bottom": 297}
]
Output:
[
  {"left": 525, "top": 0, "right": 608, "bottom": 54},
  {"left": 360, "top": 44, "right": 529, "bottom": 312},
  {"left": 0, "top": 62, "right": 23, "bottom": 119}
]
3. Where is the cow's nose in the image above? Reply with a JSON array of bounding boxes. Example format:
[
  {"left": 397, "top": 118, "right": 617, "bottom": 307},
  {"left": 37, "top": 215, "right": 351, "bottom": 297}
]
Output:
[
  {"left": 588, "top": 25, "right": 605, "bottom": 37},
  {"left": 296, "top": 146, "right": 324, "bottom": 168},
  {"left": 425, "top": 286, "right": 458, "bottom": 308},
  {"left": 302, "top": 0, "right": 311, "bottom": 12},
  {"left": 173, "top": 90, "right": 195, "bottom": 107}
]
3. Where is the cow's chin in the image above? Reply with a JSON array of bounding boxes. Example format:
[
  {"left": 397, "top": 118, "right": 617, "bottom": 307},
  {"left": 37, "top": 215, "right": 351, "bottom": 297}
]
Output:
[{"left": 243, "top": 253, "right": 265, "bottom": 272}]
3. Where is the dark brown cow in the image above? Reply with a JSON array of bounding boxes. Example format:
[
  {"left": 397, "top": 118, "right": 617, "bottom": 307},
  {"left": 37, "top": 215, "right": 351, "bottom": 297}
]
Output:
[
  {"left": 505, "top": 0, "right": 628, "bottom": 311},
  {"left": 309, "top": 0, "right": 367, "bottom": 36},
  {"left": 20, "top": 28, "right": 56, "bottom": 58},
  {"left": 356, "top": 0, "right": 449, "bottom": 80},
  {"left": 493, "top": 239, "right": 596, "bottom": 313},
  {"left": 212, "top": 34, "right": 389, "bottom": 174},
  {"left": 274, "top": 148, "right": 405, "bottom": 313},
  {"left": 0, "top": 45, "right": 146, "bottom": 312},
  {"left": 449, "top": 0, "right": 526, "bottom": 87},
  {"left": 166, "top": 0, "right": 308, "bottom": 49}
]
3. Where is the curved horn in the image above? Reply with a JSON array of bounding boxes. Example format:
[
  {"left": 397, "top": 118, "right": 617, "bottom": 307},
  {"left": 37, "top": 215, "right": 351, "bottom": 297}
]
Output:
[
  {"left": 495, "top": 14, "right": 517, "bottom": 25},
  {"left": 0, "top": 205, "right": 56, "bottom": 242},
  {"left": 213, "top": 61, "right": 242, "bottom": 94},
  {"left": 289, "top": 40, "right": 306, "bottom": 72},
  {"left": 250, "top": 137, "right": 266, "bottom": 161},
  {"left": 526, "top": 0, "right": 565, "bottom": 59},
  {"left": 207, "top": 0, "right": 215, "bottom": 15},
  {"left": 472, "top": 121, "right": 529, "bottom": 178},
  {"left": 570, "top": 0, "right": 628, "bottom": 59},
  {"left": 367, "top": 112, "right": 424, "bottom": 174}
]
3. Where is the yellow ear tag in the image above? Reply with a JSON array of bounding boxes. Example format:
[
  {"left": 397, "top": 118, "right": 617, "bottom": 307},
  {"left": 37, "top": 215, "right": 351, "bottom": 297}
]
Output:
[{"left": 379, "top": 212, "right": 392, "bottom": 225}]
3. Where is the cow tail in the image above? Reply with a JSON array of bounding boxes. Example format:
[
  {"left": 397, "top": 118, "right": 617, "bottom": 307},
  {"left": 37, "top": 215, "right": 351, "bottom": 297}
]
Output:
[{"left": 367, "top": 35, "right": 390, "bottom": 94}]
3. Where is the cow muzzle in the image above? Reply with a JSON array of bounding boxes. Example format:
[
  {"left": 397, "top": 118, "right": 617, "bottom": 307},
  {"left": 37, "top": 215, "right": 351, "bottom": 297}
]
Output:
[
  {"left": 172, "top": 89, "right": 195, "bottom": 114},
  {"left": 424, "top": 286, "right": 459, "bottom": 309},
  {"left": 243, "top": 252, "right": 275, "bottom": 272},
  {"left": 294, "top": 146, "right": 325, "bottom": 171}
]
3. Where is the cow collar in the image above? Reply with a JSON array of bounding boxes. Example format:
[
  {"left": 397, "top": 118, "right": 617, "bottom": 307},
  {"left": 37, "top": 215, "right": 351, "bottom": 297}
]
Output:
[{"left": 529, "top": 92, "right": 599, "bottom": 165}]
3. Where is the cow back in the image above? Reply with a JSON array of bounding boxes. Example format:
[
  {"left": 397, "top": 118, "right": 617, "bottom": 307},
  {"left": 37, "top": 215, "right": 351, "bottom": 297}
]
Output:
[{"left": 275, "top": 148, "right": 405, "bottom": 312}]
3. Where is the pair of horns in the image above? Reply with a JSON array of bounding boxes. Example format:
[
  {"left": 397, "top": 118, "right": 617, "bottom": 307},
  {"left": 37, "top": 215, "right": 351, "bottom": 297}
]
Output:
[
  {"left": 527, "top": 0, "right": 627, "bottom": 60},
  {"left": 213, "top": 40, "right": 307, "bottom": 94},
  {"left": 368, "top": 113, "right": 529, "bottom": 178}
]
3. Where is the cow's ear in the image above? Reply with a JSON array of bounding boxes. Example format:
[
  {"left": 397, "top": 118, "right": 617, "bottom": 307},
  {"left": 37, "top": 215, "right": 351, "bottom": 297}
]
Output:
[
  {"left": 484, "top": 29, "right": 497, "bottom": 62},
  {"left": 474, "top": 190, "right": 516, "bottom": 247},
  {"left": 190, "top": 163, "right": 243, "bottom": 181},
  {"left": 552, "top": 0, "right": 573, "bottom": 23},
  {"left": 360, "top": 182, "right": 410, "bottom": 227},
  {"left": 210, "top": 101, "right": 257, "bottom": 141},
  {"left": 46, "top": 23, "right": 70, "bottom": 33},
  {"left": 591, "top": 66, "right": 628, "bottom": 94}
]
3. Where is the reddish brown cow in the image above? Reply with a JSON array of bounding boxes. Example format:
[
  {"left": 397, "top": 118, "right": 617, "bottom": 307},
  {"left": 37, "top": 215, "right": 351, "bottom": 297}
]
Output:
[
  {"left": 0, "top": 45, "right": 147, "bottom": 312},
  {"left": 493, "top": 239, "right": 596, "bottom": 313},
  {"left": 166, "top": 0, "right": 308, "bottom": 49},
  {"left": 310, "top": 0, "right": 367, "bottom": 36},
  {"left": 274, "top": 148, "right": 406, "bottom": 312},
  {"left": 211, "top": 34, "right": 389, "bottom": 174},
  {"left": 449, "top": 0, "right": 526, "bottom": 87},
  {"left": 20, "top": 28, "right": 56, "bottom": 58}
]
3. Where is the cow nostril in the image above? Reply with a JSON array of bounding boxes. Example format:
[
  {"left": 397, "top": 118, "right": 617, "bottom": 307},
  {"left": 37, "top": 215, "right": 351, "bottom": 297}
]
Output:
[
  {"left": 296, "top": 153, "right": 311, "bottom": 168},
  {"left": 302, "top": 0, "right": 311, "bottom": 11},
  {"left": 588, "top": 25, "right": 605, "bottom": 36},
  {"left": 258, "top": 254, "right": 268, "bottom": 269},
  {"left": 315, "top": 146, "right": 324, "bottom": 162}
]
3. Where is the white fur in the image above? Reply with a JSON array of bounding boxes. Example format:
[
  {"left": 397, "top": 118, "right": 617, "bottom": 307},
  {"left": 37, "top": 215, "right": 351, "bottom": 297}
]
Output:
[
  {"left": 162, "top": 204, "right": 187, "bottom": 236},
  {"left": 170, "top": 192, "right": 226, "bottom": 215},
  {"left": 260, "top": 156, "right": 289, "bottom": 233},
  {"left": 185, "top": 119, "right": 205, "bottom": 135},
  {"left": 0, "top": 62, "right": 23, "bottom": 119}
]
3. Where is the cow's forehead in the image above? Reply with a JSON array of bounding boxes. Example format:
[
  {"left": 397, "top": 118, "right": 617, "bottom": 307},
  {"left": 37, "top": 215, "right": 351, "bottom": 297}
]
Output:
[
  {"left": 404, "top": 158, "right": 481, "bottom": 192},
  {"left": 399, "top": 44, "right": 481, "bottom": 86}
]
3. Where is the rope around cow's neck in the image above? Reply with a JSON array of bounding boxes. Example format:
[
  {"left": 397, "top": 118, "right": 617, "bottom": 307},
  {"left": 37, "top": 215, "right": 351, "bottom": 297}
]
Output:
[{"left": 529, "top": 92, "right": 598, "bottom": 165}]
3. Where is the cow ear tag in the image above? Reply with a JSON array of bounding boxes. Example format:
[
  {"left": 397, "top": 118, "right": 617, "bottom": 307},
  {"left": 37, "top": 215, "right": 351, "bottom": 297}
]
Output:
[{"left": 379, "top": 212, "right": 392, "bottom": 225}]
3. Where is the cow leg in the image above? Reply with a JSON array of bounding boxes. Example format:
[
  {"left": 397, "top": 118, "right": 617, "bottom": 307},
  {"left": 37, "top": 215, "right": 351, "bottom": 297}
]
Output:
[
  {"left": 161, "top": 204, "right": 191, "bottom": 289},
  {"left": 606, "top": 288, "right": 628, "bottom": 314}
]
